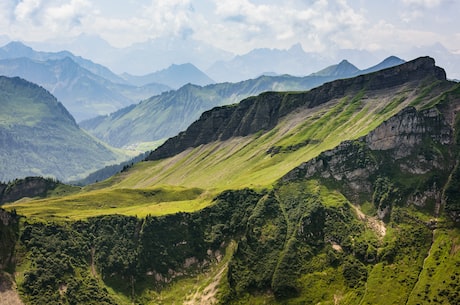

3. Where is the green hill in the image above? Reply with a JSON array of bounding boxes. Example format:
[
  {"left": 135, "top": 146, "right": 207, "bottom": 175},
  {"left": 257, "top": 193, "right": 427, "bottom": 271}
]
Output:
[
  {"left": 2, "top": 57, "right": 460, "bottom": 304},
  {"left": 0, "top": 76, "right": 130, "bottom": 182}
]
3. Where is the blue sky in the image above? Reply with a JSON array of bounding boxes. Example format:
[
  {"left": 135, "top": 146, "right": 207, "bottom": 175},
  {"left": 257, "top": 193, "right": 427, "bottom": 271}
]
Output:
[{"left": 1, "top": 0, "right": 459, "bottom": 55}]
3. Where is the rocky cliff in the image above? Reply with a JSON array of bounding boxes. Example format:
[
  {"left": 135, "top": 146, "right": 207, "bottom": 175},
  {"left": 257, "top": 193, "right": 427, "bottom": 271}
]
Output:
[
  {"left": 147, "top": 57, "right": 446, "bottom": 161},
  {"left": 282, "top": 100, "right": 460, "bottom": 221}
]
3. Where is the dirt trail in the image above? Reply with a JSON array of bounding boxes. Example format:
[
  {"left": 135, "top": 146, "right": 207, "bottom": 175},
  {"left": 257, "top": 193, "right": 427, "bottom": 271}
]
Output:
[
  {"left": 351, "top": 204, "right": 386, "bottom": 238},
  {"left": 90, "top": 246, "right": 97, "bottom": 278}
]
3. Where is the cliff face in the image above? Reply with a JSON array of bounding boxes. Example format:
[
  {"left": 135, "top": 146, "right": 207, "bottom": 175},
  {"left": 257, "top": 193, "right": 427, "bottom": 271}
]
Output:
[
  {"left": 282, "top": 102, "right": 460, "bottom": 221},
  {"left": 147, "top": 57, "right": 446, "bottom": 161}
]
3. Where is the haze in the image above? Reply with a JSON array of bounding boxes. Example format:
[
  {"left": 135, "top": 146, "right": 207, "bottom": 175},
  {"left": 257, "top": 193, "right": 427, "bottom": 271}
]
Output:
[{"left": 1, "top": 0, "right": 459, "bottom": 78}]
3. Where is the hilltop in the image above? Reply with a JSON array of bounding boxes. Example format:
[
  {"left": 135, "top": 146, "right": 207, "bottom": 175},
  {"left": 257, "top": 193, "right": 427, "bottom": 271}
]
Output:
[{"left": 0, "top": 76, "right": 129, "bottom": 182}]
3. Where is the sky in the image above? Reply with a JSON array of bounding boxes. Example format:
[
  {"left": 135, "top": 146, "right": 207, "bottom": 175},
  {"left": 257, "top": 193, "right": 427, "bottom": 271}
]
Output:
[{"left": 1, "top": 0, "right": 459, "bottom": 56}]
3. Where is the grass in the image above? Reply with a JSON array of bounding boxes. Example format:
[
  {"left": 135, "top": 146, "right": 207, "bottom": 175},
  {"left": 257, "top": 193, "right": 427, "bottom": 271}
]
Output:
[
  {"left": 5, "top": 186, "right": 210, "bottom": 220},
  {"left": 4, "top": 80, "right": 453, "bottom": 220},
  {"left": 405, "top": 228, "right": 460, "bottom": 304}
]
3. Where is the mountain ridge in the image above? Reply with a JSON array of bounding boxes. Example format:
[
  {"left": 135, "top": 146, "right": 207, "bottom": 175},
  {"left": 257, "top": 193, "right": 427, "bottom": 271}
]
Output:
[
  {"left": 81, "top": 56, "right": 406, "bottom": 148},
  {"left": 121, "top": 63, "right": 215, "bottom": 89},
  {"left": 147, "top": 57, "right": 444, "bottom": 161}
]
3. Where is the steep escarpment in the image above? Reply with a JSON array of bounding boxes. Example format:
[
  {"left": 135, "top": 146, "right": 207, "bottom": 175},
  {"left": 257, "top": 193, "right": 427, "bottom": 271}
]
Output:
[
  {"left": 147, "top": 57, "right": 446, "bottom": 161},
  {"left": 0, "top": 209, "right": 22, "bottom": 305},
  {"left": 282, "top": 101, "right": 459, "bottom": 221},
  {"left": 0, "top": 209, "right": 19, "bottom": 271}
]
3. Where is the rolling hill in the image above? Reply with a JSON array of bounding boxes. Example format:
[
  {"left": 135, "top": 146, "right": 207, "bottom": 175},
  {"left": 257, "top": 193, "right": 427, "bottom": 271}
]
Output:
[
  {"left": 2, "top": 57, "right": 460, "bottom": 305},
  {"left": 0, "top": 76, "right": 130, "bottom": 182},
  {"left": 81, "top": 56, "right": 405, "bottom": 149}
]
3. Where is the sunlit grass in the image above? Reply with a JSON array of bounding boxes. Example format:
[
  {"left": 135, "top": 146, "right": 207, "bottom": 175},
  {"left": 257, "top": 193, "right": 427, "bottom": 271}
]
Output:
[{"left": 5, "top": 81, "right": 444, "bottom": 221}]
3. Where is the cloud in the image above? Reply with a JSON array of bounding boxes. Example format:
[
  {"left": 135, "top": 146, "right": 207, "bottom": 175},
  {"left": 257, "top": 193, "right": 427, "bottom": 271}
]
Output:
[
  {"left": 14, "top": 0, "right": 40, "bottom": 20},
  {"left": 402, "top": 0, "right": 443, "bottom": 8},
  {"left": 209, "top": 0, "right": 366, "bottom": 53},
  {"left": 0, "top": 0, "right": 458, "bottom": 60}
]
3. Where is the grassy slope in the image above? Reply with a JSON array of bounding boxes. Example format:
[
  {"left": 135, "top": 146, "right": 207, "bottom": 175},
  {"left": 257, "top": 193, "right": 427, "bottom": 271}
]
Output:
[
  {"left": 0, "top": 76, "right": 133, "bottom": 182},
  {"left": 6, "top": 80, "right": 454, "bottom": 219}
]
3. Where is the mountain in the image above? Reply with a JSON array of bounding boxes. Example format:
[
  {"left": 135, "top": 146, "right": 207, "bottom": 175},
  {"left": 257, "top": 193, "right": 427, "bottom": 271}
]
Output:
[
  {"left": 33, "top": 35, "right": 233, "bottom": 75},
  {"left": 121, "top": 63, "right": 215, "bottom": 89},
  {"left": 206, "top": 43, "right": 331, "bottom": 82},
  {"left": 81, "top": 56, "right": 404, "bottom": 148},
  {"left": 3, "top": 57, "right": 460, "bottom": 304},
  {"left": 310, "top": 59, "right": 360, "bottom": 77},
  {"left": 359, "top": 55, "right": 406, "bottom": 75},
  {"left": 0, "top": 76, "right": 130, "bottom": 182},
  {"left": 0, "top": 56, "right": 170, "bottom": 121},
  {"left": 0, "top": 42, "right": 172, "bottom": 121},
  {"left": 0, "top": 41, "right": 127, "bottom": 84}
]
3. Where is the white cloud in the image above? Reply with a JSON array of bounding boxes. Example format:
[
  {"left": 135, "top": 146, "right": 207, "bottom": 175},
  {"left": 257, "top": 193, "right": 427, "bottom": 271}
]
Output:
[
  {"left": 14, "top": 0, "right": 42, "bottom": 21},
  {"left": 402, "top": 0, "right": 443, "bottom": 8},
  {"left": 0, "top": 0, "right": 458, "bottom": 60}
]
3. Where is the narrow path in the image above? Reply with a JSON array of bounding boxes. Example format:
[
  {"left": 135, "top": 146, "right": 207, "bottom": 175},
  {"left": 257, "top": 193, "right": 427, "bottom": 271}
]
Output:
[
  {"left": 90, "top": 246, "right": 97, "bottom": 278},
  {"left": 405, "top": 229, "right": 436, "bottom": 305}
]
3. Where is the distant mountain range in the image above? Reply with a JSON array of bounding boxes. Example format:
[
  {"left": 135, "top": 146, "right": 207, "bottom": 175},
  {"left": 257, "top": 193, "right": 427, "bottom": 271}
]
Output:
[
  {"left": 0, "top": 42, "right": 217, "bottom": 121},
  {"left": 121, "top": 63, "right": 215, "bottom": 89},
  {"left": 0, "top": 76, "right": 130, "bottom": 182},
  {"left": 25, "top": 35, "right": 460, "bottom": 81},
  {"left": 80, "top": 56, "right": 405, "bottom": 149}
]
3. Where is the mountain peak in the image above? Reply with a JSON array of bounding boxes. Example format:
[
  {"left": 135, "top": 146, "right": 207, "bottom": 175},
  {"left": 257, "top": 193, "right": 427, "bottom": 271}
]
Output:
[
  {"left": 311, "top": 59, "right": 359, "bottom": 77},
  {"left": 1, "top": 41, "right": 34, "bottom": 58}
]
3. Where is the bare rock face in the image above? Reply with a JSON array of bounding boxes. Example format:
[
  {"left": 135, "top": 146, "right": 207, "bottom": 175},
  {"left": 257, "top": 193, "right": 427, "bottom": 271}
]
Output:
[
  {"left": 366, "top": 107, "right": 452, "bottom": 158},
  {"left": 0, "top": 209, "right": 19, "bottom": 270}
]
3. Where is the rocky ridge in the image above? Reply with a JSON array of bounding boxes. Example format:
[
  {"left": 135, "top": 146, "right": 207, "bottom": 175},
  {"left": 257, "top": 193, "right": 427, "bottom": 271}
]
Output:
[{"left": 147, "top": 57, "right": 446, "bottom": 161}]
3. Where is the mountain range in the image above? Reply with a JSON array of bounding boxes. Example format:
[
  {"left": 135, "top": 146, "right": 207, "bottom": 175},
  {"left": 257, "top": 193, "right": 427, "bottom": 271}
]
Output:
[
  {"left": 1, "top": 57, "right": 459, "bottom": 304},
  {"left": 0, "top": 42, "right": 217, "bottom": 121},
  {"left": 81, "top": 56, "right": 405, "bottom": 149},
  {"left": 0, "top": 76, "right": 130, "bottom": 182},
  {"left": 24, "top": 35, "right": 460, "bottom": 81}
]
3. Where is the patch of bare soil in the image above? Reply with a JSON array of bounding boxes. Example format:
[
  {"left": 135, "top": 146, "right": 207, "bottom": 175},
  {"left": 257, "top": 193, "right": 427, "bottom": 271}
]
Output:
[
  {"left": 0, "top": 272, "right": 24, "bottom": 305},
  {"left": 184, "top": 265, "right": 226, "bottom": 305},
  {"left": 351, "top": 204, "right": 386, "bottom": 238}
]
